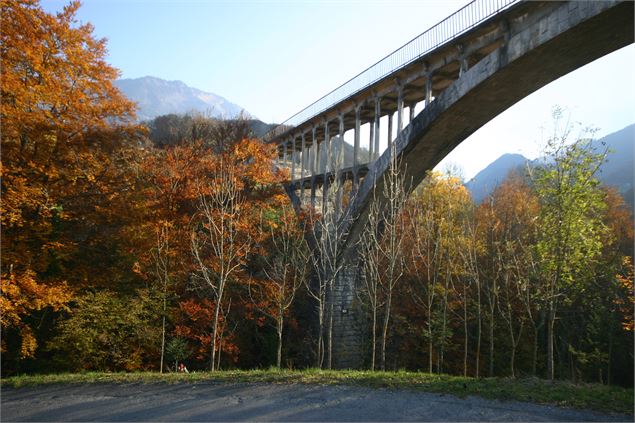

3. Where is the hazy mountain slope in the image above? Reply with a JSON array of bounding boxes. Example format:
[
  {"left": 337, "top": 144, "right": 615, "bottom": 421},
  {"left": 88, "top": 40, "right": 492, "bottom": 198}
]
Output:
[
  {"left": 596, "top": 124, "right": 634, "bottom": 195},
  {"left": 114, "top": 76, "right": 248, "bottom": 121},
  {"left": 465, "top": 124, "right": 634, "bottom": 205},
  {"left": 465, "top": 153, "right": 530, "bottom": 203}
]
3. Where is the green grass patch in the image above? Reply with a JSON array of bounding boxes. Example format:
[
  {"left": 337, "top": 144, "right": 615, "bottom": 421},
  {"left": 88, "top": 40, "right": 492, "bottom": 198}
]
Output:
[{"left": 2, "top": 369, "right": 632, "bottom": 415}]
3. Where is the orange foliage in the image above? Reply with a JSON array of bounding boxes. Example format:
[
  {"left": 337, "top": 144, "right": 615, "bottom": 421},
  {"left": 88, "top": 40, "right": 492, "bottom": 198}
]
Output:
[
  {"left": 1, "top": 0, "right": 142, "bottom": 358},
  {"left": 615, "top": 256, "right": 634, "bottom": 332},
  {"left": 174, "top": 298, "right": 240, "bottom": 363}
]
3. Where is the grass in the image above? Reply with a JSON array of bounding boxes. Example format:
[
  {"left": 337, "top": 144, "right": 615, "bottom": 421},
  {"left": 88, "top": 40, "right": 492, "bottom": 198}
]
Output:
[{"left": 2, "top": 369, "right": 633, "bottom": 415}]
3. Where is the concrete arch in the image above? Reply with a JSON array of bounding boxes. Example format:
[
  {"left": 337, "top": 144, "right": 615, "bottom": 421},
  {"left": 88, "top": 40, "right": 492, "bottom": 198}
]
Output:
[{"left": 341, "top": 0, "right": 633, "bottom": 255}]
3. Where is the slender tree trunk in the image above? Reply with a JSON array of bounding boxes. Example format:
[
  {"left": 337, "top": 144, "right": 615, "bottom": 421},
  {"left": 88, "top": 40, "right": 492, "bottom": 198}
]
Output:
[
  {"left": 381, "top": 292, "right": 393, "bottom": 371},
  {"left": 547, "top": 306, "right": 555, "bottom": 382},
  {"left": 276, "top": 319, "right": 283, "bottom": 369},
  {"left": 508, "top": 319, "right": 516, "bottom": 378},
  {"left": 210, "top": 294, "right": 223, "bottom": 371},
  {"left": 427, "top": 300, "right": 433, "bottom": 373},
  {"left": 317, "top": 305, "right": 324, "bottom": 368},
  {"left": 217, "top": 324, "right": 224, "bottom": 370},
  {"left": 327, "top": 291, "right": 334, "bottom": 370},
  {"left": 607, "top": 321, "right": 613, "bottom": 385},
  {"left": 371, "top": 307, "right": 377, "bottom": 371},
  {"left": 489, "top": 310, "right": 495, "bottom": 377},
  {"left": 463, "top": 287, "right": 468, "bottom": 377},
  {"left": 476, "top": 283, "right": 481, "bottom": 378},
  {"left": 428, "top": 337, "right": 433, "bottom": 373},
  {"left": 160, "top": 310, "right": 166, "bottom": 373},
  {"left": 532, "top": 325, "right": 539, "bottom": 376}
]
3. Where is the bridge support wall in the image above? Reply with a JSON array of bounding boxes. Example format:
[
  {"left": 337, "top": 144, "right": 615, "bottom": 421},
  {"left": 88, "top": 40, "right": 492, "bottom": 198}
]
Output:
[{"left": 330, "top": 252, "right": 365, "bottom": 369}]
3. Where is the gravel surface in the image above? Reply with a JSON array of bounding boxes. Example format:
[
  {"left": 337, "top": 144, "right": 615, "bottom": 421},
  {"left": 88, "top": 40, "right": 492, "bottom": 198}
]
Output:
[{"left": 1, "top": 382, "right": 631, "bottom": 422}]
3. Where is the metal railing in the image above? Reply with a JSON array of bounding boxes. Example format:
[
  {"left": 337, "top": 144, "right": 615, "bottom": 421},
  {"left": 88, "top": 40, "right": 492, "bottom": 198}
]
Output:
[{"left": 264, "top": 0, "right": 520, "bottom": 143}]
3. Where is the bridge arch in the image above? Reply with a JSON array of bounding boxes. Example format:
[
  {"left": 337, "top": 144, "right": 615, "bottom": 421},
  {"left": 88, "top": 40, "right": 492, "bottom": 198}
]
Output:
[
  {"left": 342, "top": 0, "right": 633, "bottom": 254},
  {"left": 271, "top": 0, "right": 633, "bottom": 368}
]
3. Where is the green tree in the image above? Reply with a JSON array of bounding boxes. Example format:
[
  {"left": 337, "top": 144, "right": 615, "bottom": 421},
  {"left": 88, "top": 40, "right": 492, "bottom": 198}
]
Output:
[
  {"left": 532, "top": 108, "right": 608, "bottom": 381},
  {"left": 48, "top": 290, "right": 161, "bottom": 371}
]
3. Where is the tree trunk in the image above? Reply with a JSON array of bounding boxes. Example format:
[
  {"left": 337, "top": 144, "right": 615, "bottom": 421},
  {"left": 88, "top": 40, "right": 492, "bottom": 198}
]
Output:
[
  {"left": 381, "top": 292, "right": 393, "bottom": 371},
  {"left": 327, "top": 296, "right": 333, "bottom": 370},
  {"left": 428, "top": 338, "right": 433, "bottom": 373},
  {"left": 371, "top": 307, "right": 377, "bottom": 371},
  {"left": 476, "top": 283, "right": 481, "bottom": 378},
  {"left": 607, "top": 322, "right": 613, "bottom": 385},
  {"left": 217, "top": 325, "right": 224, "bottom": 370},
  {"left": 532, "top": 326, "right": 539, "bottom": 376},
  {"left": 463, "top": 290, "right": 468, "bottom": 377},
  {"left": 210, "top": 296, "right": 222, "bottom": 371},
  {"left": 317, "top": 305, "right": 324, "bottom": 368},
  {"left": 489, "top": 311, "right": 495, "bottom": 377},
  {"left": 276, "top": 319, "right": 283, "bottom": 369},
  {"left": 160, "top": 299, "right": 166, "bottom": 374},
  {"left": 547, "top": 306, "right": 555, "bottom": 382}
]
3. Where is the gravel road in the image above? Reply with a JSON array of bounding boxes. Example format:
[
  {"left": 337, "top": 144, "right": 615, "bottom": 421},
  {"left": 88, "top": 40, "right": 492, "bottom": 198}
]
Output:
[{"left": 1, "top": 382, "right": 631, "bottom": 422}]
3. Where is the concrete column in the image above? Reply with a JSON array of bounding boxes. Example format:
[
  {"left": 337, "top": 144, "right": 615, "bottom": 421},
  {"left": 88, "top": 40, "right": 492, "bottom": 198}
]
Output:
[
  {"left": 283, "top": 142, "right": 288, "bottom": 173},
  {"left": 387, "top": 113, "right": 393, "bottom": 151},
  {"left": 322, "top": 120, "right": 330, "bottom": 216},
  {"left": 397, "top": 84, "right": 404, "bottom": 134},
  {"left": 368, "top": 118, "right": 374, "bottom": 163},
  {"left": 409, "top": 104, "right": 416, "bottom": 122},
  {"left": 374, "top": 97, "right": 381, "bottom": 160},
  {"left": 300, "top": 132, "right": 306, "bottom": 203},
  {"left": 338, "top": 113, "right": 345, "bottom": 171},
  {"left": 336, "top": 113, "right": 344, "bottom": 217},
  {"left": 312, "top": 126, "right": 319, "bottom": 175},
  {"left": 425, "top": 74, "right": 432, "bottom": 107},
  {"left": 353, "top": 105, "right": 361, "bottom": 195},
  {"left": 291, "top": 136, "right": 296, "bottom": 184},
  {"left": 311, "top": 126, "right": 317, "bottom": 208},
  {"left": 457, "top": 44, "right": 468, "bottom": 77}
]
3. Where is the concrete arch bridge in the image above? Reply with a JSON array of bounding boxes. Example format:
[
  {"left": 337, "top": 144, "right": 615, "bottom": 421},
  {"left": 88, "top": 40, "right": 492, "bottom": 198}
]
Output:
[{"left": 263, "top": 0, "right": 633, "bottom": 368}]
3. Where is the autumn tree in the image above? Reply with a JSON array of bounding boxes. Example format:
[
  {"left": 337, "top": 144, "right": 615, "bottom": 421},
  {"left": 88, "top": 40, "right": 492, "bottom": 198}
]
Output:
[
  {"left": 359, "top": 197, "right": 384, "bottom": 370},
  {"left": 189, "top": 139, "right": 285, "bottom": 371},
  {"left": 404, "top": 172, "right": 471, "bottom": 373},
  {"left": 483, "top": 172, "right": 539, "bottom": 377},
  {"left": 0, "top": 0, "right": 142, "bottom": 367},
  {"left": 368, "top": 145, "right": 409, "bottom": 371},
  {"left": 250, "top": 206, "right": 309, "bottom": 368}
]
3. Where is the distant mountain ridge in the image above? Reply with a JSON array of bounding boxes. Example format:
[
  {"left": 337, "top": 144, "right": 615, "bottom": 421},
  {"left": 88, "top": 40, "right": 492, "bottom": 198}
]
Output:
[
  {"left": 114, "top": 76, "right": 249, "bottom": 121},
  {"left": 465, "top": 124, "right": 634, "bottom": 205}
]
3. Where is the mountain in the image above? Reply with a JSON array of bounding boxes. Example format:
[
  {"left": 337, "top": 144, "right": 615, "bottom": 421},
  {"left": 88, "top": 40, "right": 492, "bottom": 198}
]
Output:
[
  {"left": 595, "top": 124, "right": 634, "bottom": 195},
  {"left": 465, "top": 153, "right": 531, "bottom": 203},
  {"left": 114, "top": 76, "right": 248, "bottom": 121},
  {"left": 465, "top": 124, "right": 634, "bottom": 205}
]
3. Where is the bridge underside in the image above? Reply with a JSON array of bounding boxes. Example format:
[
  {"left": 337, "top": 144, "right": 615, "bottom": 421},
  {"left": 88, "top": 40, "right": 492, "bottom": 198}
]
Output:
[
  {"left": 274, "top": 0, "right": 634, "bottom": 369},
  {"left": 344, "top": 0, "right": 633, "bottom": 252}
]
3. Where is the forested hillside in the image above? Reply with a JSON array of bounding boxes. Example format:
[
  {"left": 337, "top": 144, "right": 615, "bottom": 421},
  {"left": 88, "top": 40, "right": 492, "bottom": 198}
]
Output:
[{"left": 2, "top": 1, "right": 632, "bottom": 387}]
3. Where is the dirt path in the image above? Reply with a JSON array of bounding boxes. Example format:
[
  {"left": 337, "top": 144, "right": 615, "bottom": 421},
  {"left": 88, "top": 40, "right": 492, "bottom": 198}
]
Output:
[{"left": 1, "top": 382, "right": 630, "bottom": 422}]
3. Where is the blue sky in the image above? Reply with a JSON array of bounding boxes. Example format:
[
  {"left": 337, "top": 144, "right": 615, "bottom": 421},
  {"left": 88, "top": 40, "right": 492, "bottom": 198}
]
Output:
[{"left": 42, "top": 0, "right": 634, "bottom": 179}]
